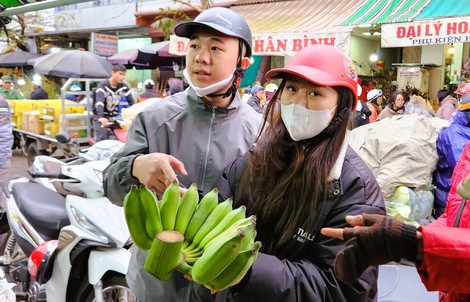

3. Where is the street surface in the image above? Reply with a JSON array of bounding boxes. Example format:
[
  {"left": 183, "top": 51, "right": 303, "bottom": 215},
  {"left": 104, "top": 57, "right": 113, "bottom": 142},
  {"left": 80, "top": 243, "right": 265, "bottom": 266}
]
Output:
[{"left": 1, "top": 150, "right": 30, "bottom": 183}]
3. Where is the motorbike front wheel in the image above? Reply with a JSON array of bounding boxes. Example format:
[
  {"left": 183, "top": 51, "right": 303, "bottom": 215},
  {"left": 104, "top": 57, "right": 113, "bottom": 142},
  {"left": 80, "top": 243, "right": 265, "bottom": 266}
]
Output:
[{"left": 80, "top": 274, "right": 137, "bottom": 302}]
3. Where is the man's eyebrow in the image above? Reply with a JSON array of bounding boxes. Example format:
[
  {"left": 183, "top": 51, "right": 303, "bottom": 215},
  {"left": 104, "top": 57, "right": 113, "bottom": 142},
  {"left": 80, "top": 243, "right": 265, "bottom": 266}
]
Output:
[{"left": 189, "top": 34, "right": 226, "bottom": 45}]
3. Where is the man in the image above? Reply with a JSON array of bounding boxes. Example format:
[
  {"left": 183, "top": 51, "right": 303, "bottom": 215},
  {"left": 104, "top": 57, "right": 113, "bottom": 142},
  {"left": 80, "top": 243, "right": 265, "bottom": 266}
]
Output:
[
  {"left": 0, "top": 76, "right": 22, "bottom": 100},
  {"left": 93, "top": 64, "right": 135, "bottom": 142},
  {"left": 103, "top": 7, "right": 262, "bottom": 301},
  {"left": 0, "top": 95, "right": 13, "bottom": 179},
  {"left": 247, "top": 84, "right": 265, "bottom": 113},
  {"left": 137, "top": 79, "right": 158, "bottom": 102},
  {"left": 30, "top": 80, "right": 48, "bottom": 100}
]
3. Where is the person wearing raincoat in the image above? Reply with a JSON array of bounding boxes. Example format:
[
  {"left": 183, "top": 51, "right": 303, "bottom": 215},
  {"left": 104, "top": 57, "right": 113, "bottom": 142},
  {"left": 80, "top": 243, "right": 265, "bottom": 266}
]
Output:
[{"left": 433, "top": 91, "right": 470, "bottom": 217}]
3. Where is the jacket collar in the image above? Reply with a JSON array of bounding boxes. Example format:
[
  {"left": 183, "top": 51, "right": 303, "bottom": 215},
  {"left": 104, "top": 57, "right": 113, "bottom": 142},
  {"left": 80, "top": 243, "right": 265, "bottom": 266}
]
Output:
[
  {"left": 327, "top": 131, "right": 349, "bottom": 181},
  {"left": 185, "top": 87, "right": 243, "bottom": 115}
]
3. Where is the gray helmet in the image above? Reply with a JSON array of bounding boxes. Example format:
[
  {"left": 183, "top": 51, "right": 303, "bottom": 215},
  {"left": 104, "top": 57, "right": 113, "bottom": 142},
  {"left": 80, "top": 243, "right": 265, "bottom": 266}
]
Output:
[{"left": 174, "top": 7, "right": 252, "bottom": 57}]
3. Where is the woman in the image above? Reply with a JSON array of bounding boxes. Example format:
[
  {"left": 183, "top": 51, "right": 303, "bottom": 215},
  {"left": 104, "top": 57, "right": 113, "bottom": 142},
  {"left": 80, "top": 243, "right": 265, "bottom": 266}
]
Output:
[
  {"left": 376, "top": 90, "right": 407, "bottom": 121},
  {"left": 366, "top": 88, "right": 383, "bottom": 122},
  {"left": 210, "top": 44, "right": 385, "bottom": 302},
  {"left": 435, "top": 89, "right": 457, "bottom": 121}
]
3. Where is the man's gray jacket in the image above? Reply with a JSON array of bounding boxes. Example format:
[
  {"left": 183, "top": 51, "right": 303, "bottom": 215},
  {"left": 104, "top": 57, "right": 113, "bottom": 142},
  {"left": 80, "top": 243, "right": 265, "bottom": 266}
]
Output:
[{"left": 103, "top": 88, "right": 262, "bottom": 301}]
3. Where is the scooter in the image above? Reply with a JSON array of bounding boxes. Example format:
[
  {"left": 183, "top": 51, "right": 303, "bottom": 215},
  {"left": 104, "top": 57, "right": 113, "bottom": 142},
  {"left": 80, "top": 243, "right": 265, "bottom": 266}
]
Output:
[
  {"left": 30, "top": 135, "right": 124, "bottom": 195},
  {"left": 0, "top": 154, "right": 135, "bottom": 301}
]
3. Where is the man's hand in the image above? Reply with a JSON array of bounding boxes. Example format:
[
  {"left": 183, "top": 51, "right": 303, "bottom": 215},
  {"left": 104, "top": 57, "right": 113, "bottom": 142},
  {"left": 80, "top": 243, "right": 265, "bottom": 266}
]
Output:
[
  {"left": 132, "top": 153, "right": 188, "bottom": 195},
  {"left": 98, "top": 117, "right": 109, "bottom": 126},
  {"left": 321, "top": 214, "right": 418, "bottom": 284}
]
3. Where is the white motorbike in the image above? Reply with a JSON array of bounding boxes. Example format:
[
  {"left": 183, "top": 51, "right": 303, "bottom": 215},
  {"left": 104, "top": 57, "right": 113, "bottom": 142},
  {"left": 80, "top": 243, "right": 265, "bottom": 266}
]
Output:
[
  {"left": 0, "top": 146, "right": 136, "bottom": 301},
  {"left": 30, "top": 137, "right": 124, "bottom": 195}
]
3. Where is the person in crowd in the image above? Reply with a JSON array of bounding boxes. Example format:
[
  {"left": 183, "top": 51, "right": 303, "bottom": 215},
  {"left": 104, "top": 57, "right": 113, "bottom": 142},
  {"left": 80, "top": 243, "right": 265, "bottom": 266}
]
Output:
[
  {"left": 247, "top": 84, "right": 265, "bottom": 114},
  {"left": 264, "top": 83, "right": 278, "bottom": 103},
  {"left": 102, "top": 7, "right": 262, "bottom": 301},
  {"left": 0, "top": 76, "right": 22, "bottom": 100},
  {"left": 30, "top": 80, "right": 48, "bottom": 100},
  {"left": 366, "top": 89, "right": 383, "bottom": 122},
  {"left": 376, "top": 90, "right": 408, "bottom": 121},
  {"left": 93, "top": 64, "right": 135, "bottom": 142},
  {"left": 353, "top": 98, "right": 371, "bottom": 128},
  {"left": 322, "top": 139, "right": 470, "bottom": 302},
  {"left": 0, "top": 95, "right": 13, "bottom": 179},
  {"left": 264, "top": 83, "right": 279, "bottom": 115},
  {"left": 137, "top": 79, "right": 159, "bottom": 102},
  {"left": 433, "top": 90, "right": 470, "bottom": 217},
  {"left": 436, "top": 89, "right": 457, "bottom": 121},
  {"left": 405, "top": 88, "right": 435, "bottom": 117},
  {"left": 168, "top": 78, "right": 184, "bottom": 95},
  {"left": 210, "top": 44, "right": 385, "bottom": 301},
  {"left": 241, "top": 86, "right": 251, "bottom": 103},
  {"left": 65, "top": 83, "right": 82, "bottom": 102}
]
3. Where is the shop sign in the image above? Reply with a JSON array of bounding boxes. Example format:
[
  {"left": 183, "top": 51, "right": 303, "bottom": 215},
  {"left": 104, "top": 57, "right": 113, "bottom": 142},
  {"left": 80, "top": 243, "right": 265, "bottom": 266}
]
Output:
[
  {"left": 91, "top": 33, "right": 119, "bottom": 57},
  {"left": 382, "top": 16, "right": 470, "bottom": 47},
  {"left": 169, "top": 32, "right": 351, "bottom": 56},
  {"left": 398, "top": 67, "right": 421, "bottom": 77}
]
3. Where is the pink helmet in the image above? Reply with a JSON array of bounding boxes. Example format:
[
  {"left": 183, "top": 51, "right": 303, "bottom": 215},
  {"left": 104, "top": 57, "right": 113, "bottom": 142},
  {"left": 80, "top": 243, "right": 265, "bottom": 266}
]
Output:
[{"left": 265, "top": 44, "right": 359, "bottom": 110}]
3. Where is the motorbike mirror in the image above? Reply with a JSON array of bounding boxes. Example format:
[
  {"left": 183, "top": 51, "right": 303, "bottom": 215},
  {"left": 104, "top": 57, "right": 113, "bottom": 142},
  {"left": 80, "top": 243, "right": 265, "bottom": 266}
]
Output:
[{"left": 56, "top": 133, "right": 71, "bottom": 144}]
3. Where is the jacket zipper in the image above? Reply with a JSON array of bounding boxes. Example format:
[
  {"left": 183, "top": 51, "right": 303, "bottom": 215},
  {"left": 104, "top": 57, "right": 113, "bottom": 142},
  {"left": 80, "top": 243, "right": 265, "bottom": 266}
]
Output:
[
  {"left": 201, "top": 107, "right": 216, "bottom": 191},
  {"left": 453, "top": 197, "right": 467, "bottom": 227}
]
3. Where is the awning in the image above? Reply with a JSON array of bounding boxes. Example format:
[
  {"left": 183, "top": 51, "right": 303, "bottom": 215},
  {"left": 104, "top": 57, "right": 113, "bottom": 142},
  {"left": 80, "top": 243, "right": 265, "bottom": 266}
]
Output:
[
  {"left": 230, "top": 0, "right": 367, "bottom": 55},
  {"left": 415, "top": 0, "right": 470, "bottom": 20},
  {"left": 0, "top": 0, "right": 93, "bottom": 16},
  {"left": 341, "top": 0, "right": 431, "bottom": 25}
]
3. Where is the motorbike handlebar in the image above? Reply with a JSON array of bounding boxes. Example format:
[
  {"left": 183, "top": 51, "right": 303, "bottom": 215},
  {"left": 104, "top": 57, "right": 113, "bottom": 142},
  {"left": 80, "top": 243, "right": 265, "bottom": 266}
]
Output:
[{"left": 28, "top": 167, "right": 61, "bottom": 179}]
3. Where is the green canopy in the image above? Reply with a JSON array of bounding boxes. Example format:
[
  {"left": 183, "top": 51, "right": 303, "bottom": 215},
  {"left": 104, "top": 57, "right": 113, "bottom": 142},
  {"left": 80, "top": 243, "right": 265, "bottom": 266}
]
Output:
[
  {"left": 0, "top": 0, "right": 31, "bottom": 10},
  {"left": 415, "top": 0, "right": 470, "bottom": 20},
  {"left": 341, "top": 0, "right": 431, "bottom": 25}
]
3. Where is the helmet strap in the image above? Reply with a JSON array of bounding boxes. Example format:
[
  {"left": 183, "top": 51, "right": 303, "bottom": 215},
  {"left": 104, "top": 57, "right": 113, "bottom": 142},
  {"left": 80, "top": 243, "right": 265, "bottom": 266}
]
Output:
[
  {"left": 326, "top": 107, "right": 349, "bottom": 136},
  {"left": 207, "top": 40, "right": 245, "bottom": 99}
]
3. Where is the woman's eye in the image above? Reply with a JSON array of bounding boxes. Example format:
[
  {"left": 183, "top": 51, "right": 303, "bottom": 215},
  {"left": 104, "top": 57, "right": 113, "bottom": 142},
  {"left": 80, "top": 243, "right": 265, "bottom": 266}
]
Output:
[
  {"left": 211, "top": 46, "right": 221, "bottom": 51},
  {"left": 189, "top": 43, "right": 198, "bottom": 49},
  {"left": 309, "top": 91, "right": 320, "bottom": 97},
  {"left": 285, "top": 85, "right": 297, "bottom": 92}
]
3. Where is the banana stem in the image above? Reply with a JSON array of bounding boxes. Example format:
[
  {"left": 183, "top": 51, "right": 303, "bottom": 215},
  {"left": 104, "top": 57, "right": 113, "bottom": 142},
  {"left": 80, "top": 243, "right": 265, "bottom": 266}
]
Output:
[{"left": 144, "top": 230, "right": 184, "bottom": 281}]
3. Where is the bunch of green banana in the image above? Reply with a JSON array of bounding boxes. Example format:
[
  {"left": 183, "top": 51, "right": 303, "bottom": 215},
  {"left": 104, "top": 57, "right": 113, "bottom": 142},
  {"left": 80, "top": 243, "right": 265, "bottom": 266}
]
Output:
[
  {"left": 190, "top": 217, "right": 261, "bottom": 290},
  {"left": 123, "top": 185, "right": 162, "bottom": 250},
  {"left": 123, "top": 182, "right": 260, "bottom": 286}
]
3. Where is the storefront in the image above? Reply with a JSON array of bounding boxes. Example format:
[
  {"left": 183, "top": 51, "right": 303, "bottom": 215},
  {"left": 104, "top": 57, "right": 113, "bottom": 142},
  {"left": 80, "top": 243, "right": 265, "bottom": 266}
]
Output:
[{"left": 342, "top": 0, "right": 470, "bottom": 99}]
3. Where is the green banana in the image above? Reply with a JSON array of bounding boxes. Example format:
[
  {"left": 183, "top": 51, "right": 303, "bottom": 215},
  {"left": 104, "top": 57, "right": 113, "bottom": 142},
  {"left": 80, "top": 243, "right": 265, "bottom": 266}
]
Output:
[
  {"left": 191, "top": 224, "right": 248, "bottom": 284},
  {"left": 198, "top": 205, "right": 247, "bottom": 249},
  {"left": 123, "top": 185, "right": 163, "bottom": 250},
  {"left": 159, "top": 180, "right": 181, "bottom": 230},
  {"left": 174, "top": 183, "right": 199, "bottom": 235},
  {"left": 191, "top": 198, "right": 233, "bottom": 247},
  {"left": 204, "top": 241, "right": 262, "bottom": 291},
  {"left": 184, "top": 188, "right": 219, "bottom": 243},
  {"left": 139, "top": 186, "right": 164, "bottom": 239},
  {"left": 203, "top": 215, "right": 256, "bottom": 252},
  {"left": 239, "top": 222, "right": 257, "bottom": 251}
]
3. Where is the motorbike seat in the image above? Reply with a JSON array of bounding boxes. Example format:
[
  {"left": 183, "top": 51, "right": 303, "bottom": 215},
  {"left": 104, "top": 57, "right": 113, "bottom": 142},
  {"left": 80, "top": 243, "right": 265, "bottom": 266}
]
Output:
[
  {"left": 43, "top": 161, "right": 84, "bottom": 197},
  {"left": 12, "top": 182, "right": 70, "bottom": 241},
  {"left": 42, "top": 160, "right": 63, "bottom": 174}
]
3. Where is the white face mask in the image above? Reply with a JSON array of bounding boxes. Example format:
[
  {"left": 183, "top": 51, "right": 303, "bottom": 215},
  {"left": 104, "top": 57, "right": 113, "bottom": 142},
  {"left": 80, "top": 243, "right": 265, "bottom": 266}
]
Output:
[
  {"left": 281, "top": 103, "right": 336, "bottom": 141},
  {"left": 183, "top": 68, "right": 235, "bottom": 97}
]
